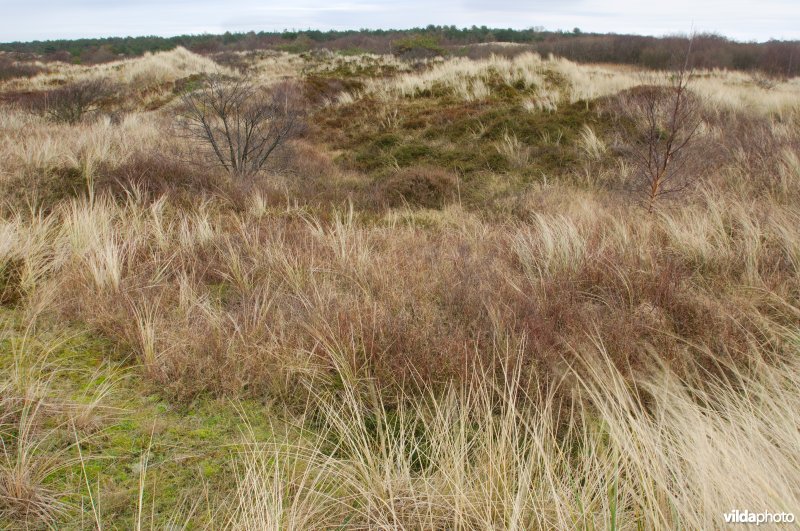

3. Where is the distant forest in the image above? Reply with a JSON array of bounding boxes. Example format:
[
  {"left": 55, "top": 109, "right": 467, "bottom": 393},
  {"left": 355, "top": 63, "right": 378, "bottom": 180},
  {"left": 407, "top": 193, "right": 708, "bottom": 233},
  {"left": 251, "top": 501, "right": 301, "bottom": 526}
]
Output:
[{"left": 2, "top": 26, "right": 798, "bottom": 76}]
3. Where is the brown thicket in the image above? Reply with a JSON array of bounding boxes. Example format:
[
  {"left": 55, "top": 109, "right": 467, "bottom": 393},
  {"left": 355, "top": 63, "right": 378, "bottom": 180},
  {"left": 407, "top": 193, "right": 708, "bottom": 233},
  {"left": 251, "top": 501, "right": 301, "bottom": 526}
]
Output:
[
  {"left": 178, "top": 76, "right": 304, "bottom": 179},
  {"left": 40, "top": 79, "right": 114, "bottom": 124}
]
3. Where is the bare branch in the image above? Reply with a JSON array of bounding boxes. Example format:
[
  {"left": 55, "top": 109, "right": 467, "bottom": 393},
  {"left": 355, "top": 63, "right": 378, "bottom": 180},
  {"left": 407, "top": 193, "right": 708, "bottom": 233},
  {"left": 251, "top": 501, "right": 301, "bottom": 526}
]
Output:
[
  {"left": 36, "top": 78, "right": 114, "bottom": 124},
  {"left": 176, "top": 76, "right": 305, "bottom": 179},
  {"left": 613, "top": 36, "right": 705, "bottom": 212}
]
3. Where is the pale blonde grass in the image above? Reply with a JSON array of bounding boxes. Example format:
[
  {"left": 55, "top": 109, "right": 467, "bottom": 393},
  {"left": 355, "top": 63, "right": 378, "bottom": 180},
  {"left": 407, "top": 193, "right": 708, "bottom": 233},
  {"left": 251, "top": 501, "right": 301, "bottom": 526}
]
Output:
[
  {"left": 573, "top": 335, "right": 800, "bottom": 530},
  {"left": 113, "top": 46, "right": 234, "bottom": 86},
  {"left": 0, "top": 112, "right": 161, "bottom": 187},
  {"left": 0, "top": 107, "right": 45, "bottom": 132},
  {"left": 83, "top": 233, "right": 127, "bottom": 293},
  {"left": 777, "top": 148, "right": 800, "bottom": 197},
  {"left": 495, "top": 130, "right": 530, "bottom": 169},
  {"left": 1, "top": 211, "right": 60, "bottom": 298},
  {"left": 2, "top": 47, "right": 234, "bottom": 92},
  {"left": 60, "top": 197, "right": 117, "bottom": 257},
  {"left": 247, "top": 52, "right": 308, "bottom": 84},
  {"left": 178, "top": 210, "right": 216, "bottom": 249},
  {"left": 771, "top": 210, "right": 800, "bottom": 278},
  {"left": 228, "top": 327, "right": 800, "bottom": 529},
  {"left": 546, "top": 58, "right": 800, "bottom": 116},
  {"left": 334, "top": 90, "right": 358, "bottom": 105},
  {"left": 0, "top": 396, "right": 71, "bottom": 524},
  {"left": 146, "top": 196, "right": 173, "bottom": 252},
  {"left": 0, "top": 45, "right": 797, "bottom": 528},
  {"left": 228, "top": 441, "right": 344, "bottom": 530},
  {"left": 522, "top": 87, "right": 561, "bottom": 112},
  {"left": 129, "top": 296, "right": 161, "bottom": 370},
  {"left": 693, "top": 71, "right": 800, "bottom": 117},
  {"left": 0, "top": 185, "right": 795, "bottom": 527},
  {"left": 658, "top": 192, "right": 770, "bottom": 284},
  {"left": 304, "top": 204, "right": 373, "bottom": 272},
  {"left": 59, "top": 198, "right": 145, "bottom": 294},
  {"left": 0, "top": 317, "right": 111, "bottom": 525},
  {"left": 364, "top": 52, "right": 548, "bottom": 102},
  {"left": 578, "top": 124, "right": 607, "bottom": 160},
  {"left": 513, "top": 214, "right": 588, "bottom": 282},
  {"left": 3, "top": 135, "right": 63, "bottom": 178}
]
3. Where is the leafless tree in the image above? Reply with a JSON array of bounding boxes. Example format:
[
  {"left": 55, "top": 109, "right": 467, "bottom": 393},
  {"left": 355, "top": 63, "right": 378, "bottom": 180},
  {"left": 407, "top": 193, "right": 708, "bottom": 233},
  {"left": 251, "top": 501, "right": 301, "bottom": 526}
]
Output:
[
  {"left": 42, "top": 78, "right": 113, "bottom": 124},
  {"left": 178, "top": 76, "right": 304, "bottom": 179},
  {"left": 619, "top": 39, "right": 703, "bottom": 212}
]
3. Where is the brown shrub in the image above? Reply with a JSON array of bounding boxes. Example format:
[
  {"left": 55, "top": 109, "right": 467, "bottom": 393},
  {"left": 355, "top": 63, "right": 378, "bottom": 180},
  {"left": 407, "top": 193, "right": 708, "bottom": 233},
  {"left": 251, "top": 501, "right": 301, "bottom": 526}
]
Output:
[
  {"left": 0, "top": 56, "right": 45, "bottom": 82},
  {"left": 210, "top": 52, "right": 251, "bottom": 73},
  {"left": 0, "top": 259, "right": 24, "bottom": 306},
  {"left": 39, "top": 79, "right": 116, "bottom": 124},
  {"left": 303, "top": 75, "right": 364, "bottom": 106},
  {"left": 0, "top": 90, "right": 46, "bottom": 112},
  {"left": 177, "top": 77, "right": 306, "bottom": 179},
  {"left": 98, "top": 151, "right": 226, "bottom": 202},
  {"left": 605, "top": 82, "right": 705, "bottom": 211},
  {"left": 374, "top": 166, "right": 459, "bottom": 209},
  {"left": 271, "top": 139, "right": 340, "bottom": 180},
  {"left": 45, "top": 189, "right": 795, "bottom": 406}
]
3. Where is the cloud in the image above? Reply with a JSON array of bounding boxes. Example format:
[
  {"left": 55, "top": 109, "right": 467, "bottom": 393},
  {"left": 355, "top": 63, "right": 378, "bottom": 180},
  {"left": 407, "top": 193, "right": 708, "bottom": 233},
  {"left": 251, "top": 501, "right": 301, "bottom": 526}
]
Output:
[{"left": 461, "top": 0, "right": 586, "bottom": 12}]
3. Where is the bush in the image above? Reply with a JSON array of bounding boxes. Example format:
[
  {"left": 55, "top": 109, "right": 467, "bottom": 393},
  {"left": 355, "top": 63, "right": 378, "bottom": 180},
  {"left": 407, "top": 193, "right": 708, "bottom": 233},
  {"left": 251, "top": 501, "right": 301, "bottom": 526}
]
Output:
[
  {"left": 0, "top": 165, "right": 86, "bottom": 211},
  {"left": 607, "top": 79, "right": 703, "bottom": 212},
  {"left": 375, "top": 166, "right": 459, "bottom": 209},
  {"left": 178, "top": 76, "right": 305, "bottom": 179},
  {"left": 393, "top": 35, "right": 446, "bottom": 60},
  {"left": 38, "top": 79, "right": 115, "bottom": 124},
  {"left": 0, "top": 56, "right": 44, "bottom": 82}
]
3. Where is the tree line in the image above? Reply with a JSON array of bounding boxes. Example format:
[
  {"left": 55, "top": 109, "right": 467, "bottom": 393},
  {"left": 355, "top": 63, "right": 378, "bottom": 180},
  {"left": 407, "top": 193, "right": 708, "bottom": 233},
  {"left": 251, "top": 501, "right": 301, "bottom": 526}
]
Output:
[{"left": 1, "top": 27, "right": 797, "bottom": 76}]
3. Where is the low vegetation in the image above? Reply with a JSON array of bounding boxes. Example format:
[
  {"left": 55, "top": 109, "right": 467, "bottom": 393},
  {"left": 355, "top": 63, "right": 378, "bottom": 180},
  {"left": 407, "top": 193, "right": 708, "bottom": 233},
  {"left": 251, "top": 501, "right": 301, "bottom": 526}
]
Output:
[
  {"left": 0, "top": 42, "right": 798, "bottom": 528},
  {"left": 2, "top": 28, "right": 798, "bottom": 76}
]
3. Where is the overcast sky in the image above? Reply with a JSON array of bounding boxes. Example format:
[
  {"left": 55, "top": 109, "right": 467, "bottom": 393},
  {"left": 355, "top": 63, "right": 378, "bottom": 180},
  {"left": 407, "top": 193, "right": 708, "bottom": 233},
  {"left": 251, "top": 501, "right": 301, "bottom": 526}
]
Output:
[{"left": 1, "top": 0, "right": 798, "bottom": 43}]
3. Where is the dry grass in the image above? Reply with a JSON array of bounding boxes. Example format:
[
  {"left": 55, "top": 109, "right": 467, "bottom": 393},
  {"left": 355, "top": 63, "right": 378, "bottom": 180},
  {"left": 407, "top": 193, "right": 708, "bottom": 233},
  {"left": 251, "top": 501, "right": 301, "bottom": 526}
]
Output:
[
  {"left": 0, "top": 182, "right": 794, "bottom": 398},
  {"left": 0, "top": 46, "right": 798, "bottom": 527},
  {"left": 358, "top": 52, "right": 548, "bottom": 102},
  {"left": 340, "top": 52, "right": 800, "bottom": 124},
  {"left": 227, "top": 332, "right": 800, "bottom": 529},
  {"left": 1, "top": 47, "right": 234, "bottom": 92}
]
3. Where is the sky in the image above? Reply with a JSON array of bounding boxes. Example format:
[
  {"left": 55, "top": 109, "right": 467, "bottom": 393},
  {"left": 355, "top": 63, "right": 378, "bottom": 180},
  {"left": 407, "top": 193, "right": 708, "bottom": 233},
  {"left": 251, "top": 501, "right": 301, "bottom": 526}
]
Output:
[{"left": 1, "top": 0, "right": 798, "bottom": 43}]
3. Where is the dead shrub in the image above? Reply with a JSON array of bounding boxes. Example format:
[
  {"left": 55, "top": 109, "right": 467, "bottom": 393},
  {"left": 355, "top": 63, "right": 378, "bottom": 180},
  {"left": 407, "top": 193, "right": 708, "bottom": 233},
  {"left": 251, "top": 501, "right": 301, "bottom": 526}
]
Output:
[
  {"left": 272, "top": 139, "right": 340, "bottom": 180},
  {"left": 609, "top": 82, "right": 704, "bottom": 211},
  {"left": 0, "top": 90, "right": 46, "bottom": 112},
  {"left": 211, "top": 52, "right": 251, "bottom": 73},
  {"left": 177, "top": 76, "right": 306, "bottom": 179},
  {"left": 36, "top": 79, "right": 116, "bottom": 124},
  {"left": 0, "top": 259, "right": 24, "bottom": 306}
]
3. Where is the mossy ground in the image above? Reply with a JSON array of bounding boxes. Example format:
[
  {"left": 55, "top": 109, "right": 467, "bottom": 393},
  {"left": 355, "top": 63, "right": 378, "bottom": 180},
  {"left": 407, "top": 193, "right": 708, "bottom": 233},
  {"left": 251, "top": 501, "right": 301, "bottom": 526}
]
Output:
[
  {"left": 312, "top": 76, "right": 615, "bottom": 207},
  {"left": 0, "top": 310, "right": 280, "bottom": 529}
]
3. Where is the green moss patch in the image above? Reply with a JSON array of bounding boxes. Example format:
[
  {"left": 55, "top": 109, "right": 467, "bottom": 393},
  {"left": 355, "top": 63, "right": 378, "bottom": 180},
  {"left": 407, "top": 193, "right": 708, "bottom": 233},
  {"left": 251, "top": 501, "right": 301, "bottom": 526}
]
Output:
[{"left": 0, "top": 310, "right": 280, "bottom": 529}]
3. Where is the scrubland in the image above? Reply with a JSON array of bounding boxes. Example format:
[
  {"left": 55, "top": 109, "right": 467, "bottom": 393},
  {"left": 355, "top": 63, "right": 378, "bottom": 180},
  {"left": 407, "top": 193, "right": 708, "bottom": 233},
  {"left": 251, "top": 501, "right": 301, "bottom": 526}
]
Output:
[{"left": 0, "top": 46, "right": 799, "bottom": 529}]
